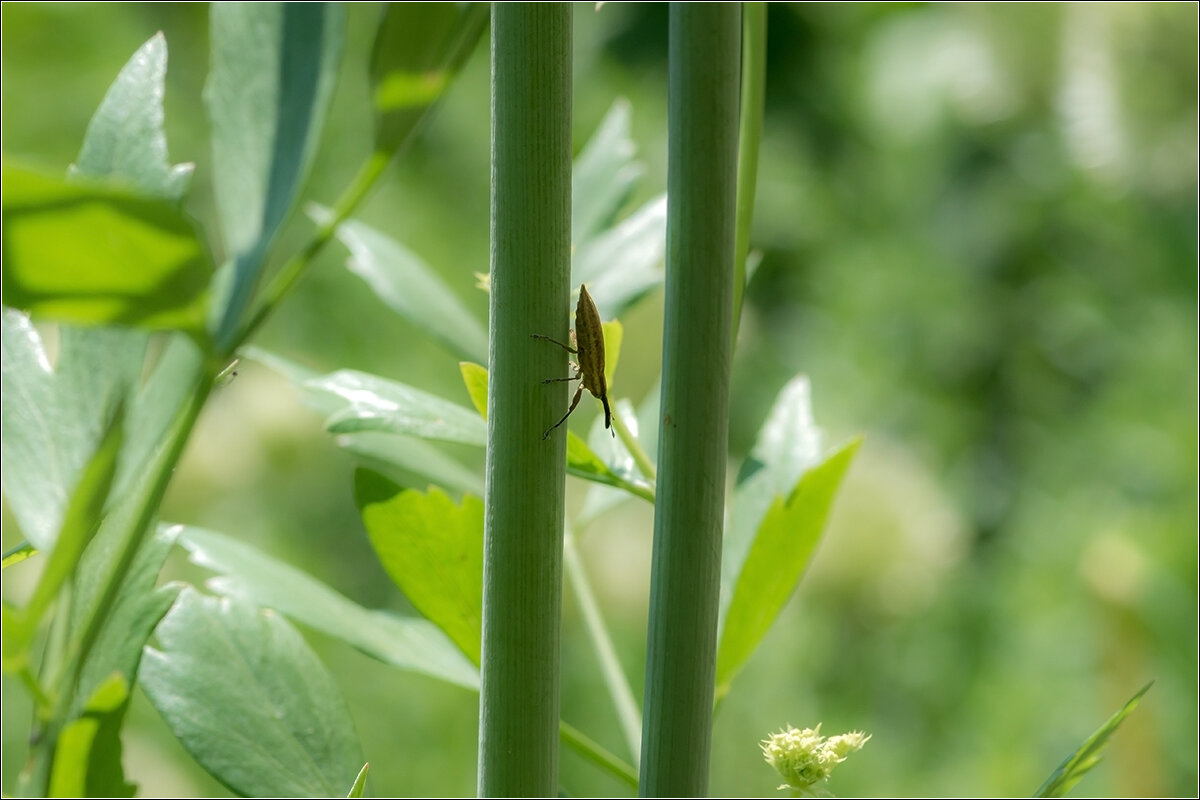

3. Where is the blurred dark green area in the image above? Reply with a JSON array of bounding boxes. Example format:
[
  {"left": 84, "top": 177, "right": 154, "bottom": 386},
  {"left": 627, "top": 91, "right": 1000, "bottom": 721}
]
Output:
[{"left": 2, "top": 3, "right": 1195, "bottom": 797}]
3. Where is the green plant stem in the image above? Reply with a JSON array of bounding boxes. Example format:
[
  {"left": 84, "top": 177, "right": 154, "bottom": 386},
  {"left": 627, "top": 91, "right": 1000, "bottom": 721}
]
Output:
[
  {"left": 232, "top": 148, "right": 391, "bottom": 354},
  {"left": 611, "top": 406, "right": 657, "bottom": 483},
  {"left": 564, "top": 529, "right": 642, "bottom": 763},
  {"left": 478, "top": 4, "right": 572, "bottom": 796},
  {"left": 732, "top": 2, "right": 765, "bottom": 344},
  {"left": 639, "top": 4, "right": 741, "bottom": 797},
  {"left": 560, "top": 720, "right": 639, "bottom": 790}
]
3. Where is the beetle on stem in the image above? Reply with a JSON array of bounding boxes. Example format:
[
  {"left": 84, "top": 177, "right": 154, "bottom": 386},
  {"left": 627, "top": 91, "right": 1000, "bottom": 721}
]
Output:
[{"left": 532, "top": 283, "right": 613, "bottom": 440}]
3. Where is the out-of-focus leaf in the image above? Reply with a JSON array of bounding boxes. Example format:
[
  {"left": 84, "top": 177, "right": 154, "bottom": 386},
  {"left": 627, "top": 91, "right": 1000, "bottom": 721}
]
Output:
[
  {"left": 49, "top": 673, "right": 132, "bottom": 798},
  {"left": 356, "top": 471, "right": 483, "bottom": 665},
  {"left": 1034, "top": 682, "right": 1154, "bottom": 798},
  {"left": 2, "top": 542, "right": 37, "bottom": 569},
  {"left": 3, "top": 406, "right": 125, "bottom": 672},
  {"left": 69, "top": 33, "right": 193, "bottom": 201},
  {"left": 460, "top": 361, "right": 489, "bottom": 419},
  {"left": 1, "top": 165, "right": 210, "bottom": 332},
  {"left": 573, "top": 99, "right": 645, "bottom": 244},
  {"left": 722, "top": 376, "right": 824, "bottom": 609},
  {"left": 206, "top": 2, "right": 344, "bottom": 350},
  {"left": 141, "top": 588, "right": 365, "bottom": 798},
  {"left": 311, "top": 369, "right": 487, "bottom": 445},
  {"left": 346, "top": 762, "right": 370, "bottom": 799},
  {"left": 0, "top": 310, "right": 144, "bottom": 550},
  {"left": 572, "top": 194, "right": 667, "bottom": 318},
  {"left": 177, "top": 525, "right": 479, "bottom": 689},
  {"left": 312, "top": 205, "right": 487, "bottom": 362},
  {"left": 601, "top": 319, "right": 623, "bottom": 389},
  {"left": 370, "top": 2, "right": 488, "bottom": 154},
  {"left": 567, "top": 432, "right": 654, "bottom": 504},
  {"left": 715, "top": 437, "right": 860, "bottom": 697}
]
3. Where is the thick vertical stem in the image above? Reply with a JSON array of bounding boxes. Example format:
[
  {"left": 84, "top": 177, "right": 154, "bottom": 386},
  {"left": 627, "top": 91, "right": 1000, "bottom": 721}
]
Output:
[
  {"left": 639, "top": 4, "right": 741, "bottom": 797},
  {"left": 479, "top": 4, "right": 572, "bottom": 797}
]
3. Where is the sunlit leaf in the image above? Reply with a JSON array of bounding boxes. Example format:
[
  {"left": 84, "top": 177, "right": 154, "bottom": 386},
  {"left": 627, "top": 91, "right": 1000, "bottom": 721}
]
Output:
[
  {"left": 356, "top": 471, "right": 484, "bottom": 665},
  {"left": 715, "top": 437, "right": 860, "bottom": 697},
  {"left": 573, "top": 194, "right": 667, "bottom": 318},
  {"left": 1, "top": 165, "right": 210, "bottom": 332},
  {"left": 140, "top": 588, "right": 366, "bottom": 797},
  {"left": 459, "top": 361, "right": 489, "bottom": 419},
  {"left": 573, "top": 99, "right": 645, "bottom": 243}
]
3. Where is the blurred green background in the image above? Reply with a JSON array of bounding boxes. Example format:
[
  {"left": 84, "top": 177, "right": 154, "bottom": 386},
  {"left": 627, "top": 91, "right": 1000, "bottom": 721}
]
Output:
[{"left": 2, "top": 3, "right": 1195, "bottom": 797}]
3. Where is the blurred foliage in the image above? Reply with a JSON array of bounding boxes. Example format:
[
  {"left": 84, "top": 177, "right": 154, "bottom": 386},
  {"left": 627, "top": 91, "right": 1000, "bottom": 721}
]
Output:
[{"left": 2, "top": 3, "right": 1195, "bottom": 797}]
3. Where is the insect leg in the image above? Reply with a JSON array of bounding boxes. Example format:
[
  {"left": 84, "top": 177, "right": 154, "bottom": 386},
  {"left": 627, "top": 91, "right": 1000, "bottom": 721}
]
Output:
[
  {"left": 530, "top": 333, "right": 578, "bottom": 354},
  {"left": 543, "top": 383, "right": 585, "bottom": 440}
]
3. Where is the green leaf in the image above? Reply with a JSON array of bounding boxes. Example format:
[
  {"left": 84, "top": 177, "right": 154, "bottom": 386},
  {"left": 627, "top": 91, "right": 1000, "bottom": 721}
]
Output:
[
  {"left": 370, "top": 2, "right": 488, "bottom": 154},
  {"left": 723, "top": 376, "right": 824, "bottom": 609},
  {"left": 49, "top": 673, "right": 132, "bottom": 798},
  {"left": 601, "top": 318, "right": 623, "bottom": 389},
  {"left": 312, "top": 206, "right": 487, "bottom": 362},
  {"left": 177, "top": 525, "right": 479, "bottom": 689},
  {"left": 346, "top": 762, "right": 370, "bottom": 798},
  {"left": 460, "top": 361, "right": 489, "bottom": 418},
  {"left": 1, "top": 165, "right": 211, "bottom": 332},
  {"left": 0, "top": 309, "right": 145, "bottom": 550},
  {"left": 573, "top": 99, "right": 645, "bottom": 244},
  {"left": 356, "top": 471, "right": 484, "bottom": 664},
  {"left": 206, "top": 2, "right": 345, "bottom": 350},
  {"left": 3, "top": 404, "right": 125, "bottom": 671},
  {"left": 567, "top": 431, "right": 655, "bottom": 503},
  {"left": 715, "top": 437, "right": 861, "bottom": 697},
  {"left": 69, "top": 33, "right": 193, "bottom": 201},
  {"left": 2, "top": 542, "right": 37, "bottom": 569},
  {"left": 1035, "top": 682, "right": 1154, "bottom": 798},
  {"left": 309, "top": 369, "right": 487, "bottom": 445},
  {"left": 140, "top": 588, "right": 366, "bottom": 798},
  {"left": 572, "top": 194, "right": 667, "bottom": 318}
]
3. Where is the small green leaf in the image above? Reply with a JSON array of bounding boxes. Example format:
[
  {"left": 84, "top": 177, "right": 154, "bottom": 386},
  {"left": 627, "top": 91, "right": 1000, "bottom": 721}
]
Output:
[
  {"left": 177, "top": 525, "right": 478, "bottom": 689},
  {"left": 715, "top": 437, "right": 861, "bottom": 696},
  {"left": 309, "top": 369, "right": 487, "bottom": 445},
  {"left": 460, "top": 361, "right": 489, "bottom": 419},
  {"left": 602, "top": 319, "right": 623, "bottom": 389},
  {"left": 70, "top": 32, "right": 193, "bottom": 200},
  {"left": 140, "top": 588, "right": 366, "bottom": 798},
  {"left": 2, "top": 542, "right": 38, "bottom": 569},
  {"left": 346, "top": 762, "right": 370, "bottom": 799},
  {"left": 206, "top": 2, "right": 345, "bottom": 350},
  {"left": 356, "top": 471, "right": 483, "bottom": 665},
  {"left": 1035, "top": 682, "right": 1154, "bottom": 798},
  {"left": 567, "top": 431, "right": 654, "bottom": 504},
  {"left": 573, "top": 99, "right": 645, "bottom": 244},
  {"left": 49, "top": 673, "right": 133, "bottom": 798},
  {"left": 370, "top": 2, "right": 488, "bottom": 154},
  {"left": 1, "top": 165, "right": 210, "bottom": 332},
  {"left": 312, "top": 206, "right": 487, "bottom": 362}
]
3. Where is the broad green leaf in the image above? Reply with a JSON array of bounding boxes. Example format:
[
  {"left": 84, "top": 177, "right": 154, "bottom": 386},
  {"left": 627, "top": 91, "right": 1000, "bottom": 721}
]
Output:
[
  {"left": 572, "top": 194, "right": 667, "bottom": 318},
  {"left": 1035, "top": 682, "right": 1154, "bottom": 798},
  {"left": 346, "top": 762, "right": 370, "bottom": 799},
  {"left": 206, "top": 2, "right": 345, "bottom": 350},
  {"left": 356, "top": 471, "right": 483, "bottom": 665},
  {"left": 715, "top": 437, "right": 860, "bottom": 697},
  {"left": 177, "top": 525, "right": 479, "bottom": 689},
  {"left": 370, "top": 2, "right": 488, "bottom": 154},
  {"left": 245, "top": 348, "right": 483, "bottom": 494},
  {"left": 459, "top": 361, "right": 488, "bottom": 418},
  {"left": 312, "top": 205, "right": 487, "bottom": 362},
  {"left": 140, "top": 588, "right": 366, "bottom": 798},
  {"left": 573, "top": 99, "right": 645, "bottom": 244},
  {"left": 3, "top": 406, "right": 125, "bottom": 671},
  {"left": 310, "top": 369, "right": 487, "bottom": 445},
  {"left": 49, "top": 673, "right": 132, "bottom": 798},
  {"left": 1, "top": 165, "right": 210, "bottom": 332},
  {"left": 0, "top": 309, "right": 144, "bottom": 550},
  {"left": 722, "top": 376, "right": 824, "bottom": 609},
  {"left": 69, "top": 33, "right": 193, "bottom": 201}
]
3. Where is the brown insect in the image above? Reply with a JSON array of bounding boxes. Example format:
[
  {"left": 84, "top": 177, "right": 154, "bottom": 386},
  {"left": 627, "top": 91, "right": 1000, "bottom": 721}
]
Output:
[{"left": 531, "top": 283, "right": 613, "bottom": 440}]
